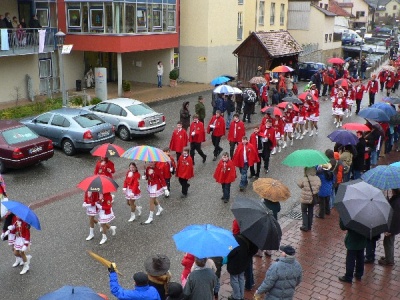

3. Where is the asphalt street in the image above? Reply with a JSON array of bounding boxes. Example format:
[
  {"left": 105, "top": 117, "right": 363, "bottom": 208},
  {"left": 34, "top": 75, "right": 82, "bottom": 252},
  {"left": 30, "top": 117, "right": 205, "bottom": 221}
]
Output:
[{"left": 0, "top": 84, "right": 385, "bottom": 299}]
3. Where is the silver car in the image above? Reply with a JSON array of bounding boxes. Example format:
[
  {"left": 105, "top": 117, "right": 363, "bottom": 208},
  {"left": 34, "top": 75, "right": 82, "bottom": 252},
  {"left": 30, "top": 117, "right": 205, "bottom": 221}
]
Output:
[
  {"left": 84, "top": 98, "right": 166, "bottom": 141},
  {"left": 21, "top": 108, "right": 115, "bottom": 156}
]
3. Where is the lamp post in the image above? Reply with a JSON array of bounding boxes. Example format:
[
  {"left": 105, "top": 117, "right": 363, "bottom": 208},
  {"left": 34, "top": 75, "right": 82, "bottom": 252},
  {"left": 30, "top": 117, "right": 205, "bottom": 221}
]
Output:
[{"left": 55, "top": 30, "right": 67, "bottom": 107}]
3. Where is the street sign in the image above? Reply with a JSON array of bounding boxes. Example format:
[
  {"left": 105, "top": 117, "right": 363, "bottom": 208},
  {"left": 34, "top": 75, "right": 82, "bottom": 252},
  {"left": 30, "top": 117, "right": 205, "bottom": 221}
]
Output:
[{"left": 62, "top": 44, "right": 73, "bottom": 54}]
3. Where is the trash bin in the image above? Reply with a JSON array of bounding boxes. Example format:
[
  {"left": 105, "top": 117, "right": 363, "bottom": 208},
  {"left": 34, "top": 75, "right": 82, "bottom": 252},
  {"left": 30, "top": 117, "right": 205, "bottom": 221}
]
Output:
[{"left": 76, "top": 80, "right": 82, "bottom": 91}]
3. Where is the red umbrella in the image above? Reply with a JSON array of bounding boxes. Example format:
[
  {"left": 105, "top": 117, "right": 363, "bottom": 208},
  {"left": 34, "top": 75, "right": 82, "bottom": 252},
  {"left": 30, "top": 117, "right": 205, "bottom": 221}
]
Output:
[
  {"left": 298, "top": 92, "right": 318, "bottom": 101},
  {"left": 335, "top": 78, "right": 350, "bottom": 89},
  {"left": 277, "top": 102, "right": 299, "bottom": 112},
  {"left": 328, "top": 57, "right": 345, "bottom": 64},
  {"left": 261, "top": 106, "right": 283, "bottom": 116},
  {"left": 90, "top": 143, "right": 125, "bottom": 158},
  {"left": 77, "top": 175, "right": 119, "bottom": 193},
  {"left": 342, "top": 123, "right": 371, "bottom": 131},
  {"left": 271, "top": 66, "right": 294, "bottom": 73}
]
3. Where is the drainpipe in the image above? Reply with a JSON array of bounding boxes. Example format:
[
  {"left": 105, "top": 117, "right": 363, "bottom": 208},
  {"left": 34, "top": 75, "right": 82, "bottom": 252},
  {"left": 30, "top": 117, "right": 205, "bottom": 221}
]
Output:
[
  {"left": 255, "top": 0, "right": 258, "bottom": 32},
  {"left": 117, "top": 53, "right": 122, "bottom": 97}
]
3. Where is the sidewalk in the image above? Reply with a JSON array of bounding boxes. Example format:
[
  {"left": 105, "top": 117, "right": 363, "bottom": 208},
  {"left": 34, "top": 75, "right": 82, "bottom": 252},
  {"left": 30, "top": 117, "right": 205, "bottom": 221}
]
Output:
[{"left": 218, "top": 154, "right": 400, "bottom": 300}]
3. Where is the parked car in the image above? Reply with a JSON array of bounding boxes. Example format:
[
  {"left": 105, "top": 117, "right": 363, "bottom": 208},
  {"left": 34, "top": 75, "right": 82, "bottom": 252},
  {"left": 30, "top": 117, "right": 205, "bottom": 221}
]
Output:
[
  {"left": 0, "top": 120, "right": 54, "bottom": 173},
  {"left": 83, "top": 98, "right": 166, "bottom": 141},
  {"left": 298, "top": 62, "right": 326, "bottom": 81},
  {"left": 21, "top": 108, "right": 115, "bottom": 156},
  {"left": 341, "top": 30, "right": 364, "bottom": 45}
]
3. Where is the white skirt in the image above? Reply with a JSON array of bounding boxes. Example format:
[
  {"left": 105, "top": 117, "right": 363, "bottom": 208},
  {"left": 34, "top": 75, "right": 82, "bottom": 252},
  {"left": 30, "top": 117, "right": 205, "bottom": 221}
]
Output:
[
  {"left": 13, "top": 237, "right": 27, "bottom": 251},
  {"left": 308, "top": 114, "right": 319, "bottom": 122},
  {"left": 125, "top": 188, "right": 142, "bottom": 200},
  {"left": 85, "top": 205, "right": 98, "bottom": 216},
  {"left": 346, "top": 99, "right": 354, "bottom": 106},
  {"left": 275, "top": 132, "right": 281, "bottom": 139},
  {"left": 284, "top": 123, "right": 293, "bottom": 133},
  {"left": 147, "top": 184, "right": 164, "bottom": 198},
  {"left": 98, "top": 209, "right": 115, "bottom": 224},
  {"left": 333, "top": 108, "right": 345, "bottom": 116},
  {"left": 7, "top": 233, "right": 15, "bottom": 246},
  {"left": 292, "top": 116, "right": 299, "bottom": 124},
  {"left": 297, "top": 116, "right": 305, "bottom": 124}
]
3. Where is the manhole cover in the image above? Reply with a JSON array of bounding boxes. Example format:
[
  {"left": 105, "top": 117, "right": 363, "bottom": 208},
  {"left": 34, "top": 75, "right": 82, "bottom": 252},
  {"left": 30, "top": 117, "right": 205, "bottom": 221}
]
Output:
[{"left": 288, "top": 211, "right": 302, "bottom": 220}]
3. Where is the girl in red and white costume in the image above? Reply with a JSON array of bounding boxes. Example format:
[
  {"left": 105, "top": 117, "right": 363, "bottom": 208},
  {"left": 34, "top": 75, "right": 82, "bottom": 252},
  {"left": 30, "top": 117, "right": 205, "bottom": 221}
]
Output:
[
  {"left": 296, "top": 103, "right": 307, "bottom": 139},
  {"left": 96, "top": 193, "right": 116, "bottom": 244},
  {"left": 271, "top": 115, "right": 284, "bottom": 152},
  {"left": 385, "top": 71, "right": 396, "bottom": 97},
  {"left": 333, "top": 90, "right": 347, "bottom": 127},
  {"left": 83, "top": 191, "right": 100, "bottom": 241},
  {"left": 123, "top": 162, "right": 142, "bottom": 222},
  {"left": 307, "top": 99, "right": 320, "bottom": 136},
  {"left": 282, "top": 105, "right": 296, "bottom": 148},
  {"left": 346, "top": 83, "right": 355, "bottom": 117},
  {"left": 94, "top": 157, "right": 115, "bottom": 178},
  {"left": 142, "top": 162, "right": 168, "bottom": 225}
]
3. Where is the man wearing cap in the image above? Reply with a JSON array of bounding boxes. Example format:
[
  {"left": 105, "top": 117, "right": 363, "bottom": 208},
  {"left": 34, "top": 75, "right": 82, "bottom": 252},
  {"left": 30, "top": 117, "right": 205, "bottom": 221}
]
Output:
[
  {"left": 109, "top": 266, "right": 161, "bottom": 300},
  {"left": 254, "top": 245, "right": 302, "bottom": 300},
  {"left": 194, "top": 96, "right": 206, "bottom": 124}
]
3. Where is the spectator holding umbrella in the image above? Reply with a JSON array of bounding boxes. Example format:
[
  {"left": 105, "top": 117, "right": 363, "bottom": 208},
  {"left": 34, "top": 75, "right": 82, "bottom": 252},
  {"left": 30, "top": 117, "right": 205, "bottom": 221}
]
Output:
[
  {"left": 179, "top": 101, "right": 191, "bottom": 131},
  {"left": 352, "top": 131, "right": 366, "bottom": 180}
]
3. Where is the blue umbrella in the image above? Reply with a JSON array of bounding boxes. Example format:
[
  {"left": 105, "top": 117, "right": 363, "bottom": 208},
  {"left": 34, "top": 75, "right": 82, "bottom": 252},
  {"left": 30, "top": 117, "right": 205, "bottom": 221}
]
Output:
[
  {"left": 361, "top": 165, "right": 400, "bottom": 190},
  {"left": 327, "top": 130, "right": 359, "bottom": 145},
  {"left": 2, "top": 200, "right": 41, "bottom": 230},
  {"left": 371, "top": 103, "right": 397, "bottom": 117},
  {"left": 391, "top": 161, "right": 400, "bottom": 168},
  {"left": 173, "top": 224, "right": 239, "bottom": 258},
  {"left": 358, "top": 108, "right": 390, "bottom": 122},
  {"left": 383, "top": 96, "right": 400, "bottom": 104},
  {"left": 211, "top": 76, "right": 231, "bottom": 86},
  {"left": 38, "top": 286, "right": 104, "bottom": 300}
]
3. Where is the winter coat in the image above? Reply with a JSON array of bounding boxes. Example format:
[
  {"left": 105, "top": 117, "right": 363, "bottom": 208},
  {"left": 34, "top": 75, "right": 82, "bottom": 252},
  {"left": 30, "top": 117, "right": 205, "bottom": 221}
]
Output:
[
  {"left": 263, "top": 199, "right": 281, "bottom": 220},
  {"left": 227, "top": 234, "right": 258, "bottom": 275},
  {"left": 194, "top": 102, "right": 205, "bottom": 121},
  {"left": 352, "top": 138, "right": 366, "bottom": 171},
  {"left": 256, "top": 256, "right": 302, "bottom": 300},
  {"left": 339, "top": 151, "right": 353, "bottom": 174},
  {"left": 109, "top": 272, "right": 161, "bottom": 300},
  {"left": 226, "top": 98, "right": 235, "bottom": 113},
  {"left": 316, "top": 167, "right": 334, "bottom": 197},
  {"left": 388, "top": 194, "right": 400, "bottom": 235},
  {"left": 180, "top": 108, "right": 191, "bottom": 131},
  {"left": 297, "top": 167, "right": 321, "bottom": 204},
  {"left": 340, "top": 219, "right": 367, "bottom": 250}
]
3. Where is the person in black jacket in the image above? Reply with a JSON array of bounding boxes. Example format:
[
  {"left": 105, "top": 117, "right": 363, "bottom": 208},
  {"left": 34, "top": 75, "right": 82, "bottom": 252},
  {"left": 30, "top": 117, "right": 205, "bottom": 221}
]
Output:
[{"left": 352, "top": 131, "right": 366, "bottom": 179}]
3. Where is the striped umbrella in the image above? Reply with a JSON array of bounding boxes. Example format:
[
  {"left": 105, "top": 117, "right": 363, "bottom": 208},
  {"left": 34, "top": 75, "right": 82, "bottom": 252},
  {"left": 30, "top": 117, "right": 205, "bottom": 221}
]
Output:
[
  {"left": 77, "top": 175, "right": 119, "bottom": 194},
  {"left": 90, "top": 143, "right": 125, "bottom": 158},
  {"left": 122, "top": 145, "right": 170, "bottom": 162}
]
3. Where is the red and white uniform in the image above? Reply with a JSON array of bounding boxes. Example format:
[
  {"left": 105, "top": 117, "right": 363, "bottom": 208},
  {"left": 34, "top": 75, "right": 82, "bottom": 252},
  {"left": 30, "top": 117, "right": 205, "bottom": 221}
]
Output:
[
  {"left": 3, "top": 213, "right": 18, "bottom": 246},
  {"left": 308, "top": 101, "right": 320, "bottom": 122},
  {"left": 333, "top": 95, "right": 347, "bottom": 115},
  {"left": 94, "top": 159, "right": 115, "bottom": 178},
  {"left": 156, "top": 154, "right": 176, "bottom": 180},
  {"left": 366, "top": 79, "right": 379, "bottom": 94},
  {"left": 283, "top": 110, "right": 296, "bottom": 133},
  {"left": 0, "top": 174, "right": 6, "bottom": 199},
  {"left": 213, "top": 159, "right": 236, "bottom": 184},
  {"left": 232, "top": 142, "right": 260, "bottom": 168},
  {"left": 145, "top": 165, "right": 167, "bottom": 197},
  {"left": 176, "top": 155, "right": 194, "bottom": 180},
  {"left": 228, "top": 120, "right": 246, "bottom": 143},
  {"left": 123, "top": 170, "right": 141, "bottom": 200},
  {"left": 207, "top": 115, "right": 226, "bottom": 137},
  {"left": 11, "top": 219, "right": 30, "bottom": 251},
  {"left": 271, "top": 117, "right": 284, "bottom": 140},
  {"left": 346, "top": 87, "right": 355, "bottom": 106},
  {"left": 169, "top": 128, "right": 188, "bottom": 153},
  {"left": 189, "top": 120, "right": 206, "bottom": 143},
  {"left": 378, "top": 70, "right": 387, "bottom": 88},
  {"left": 260, "top": 126, "right": 277, "bottom": 149},
  {"left": 97, "top": 193, "right": 115, "bottom": 224},
  {"left": 385, "top": 72, "right": 396, "bottom": 90},
  {"left": 297, "top": 105, "right": 308, "bottom": 124},
  {"left": 83, "top": 191, "right": 100, "bottom": 216},
  {"left": 355, "top": 84, "right": 365, "bottom": 100}
]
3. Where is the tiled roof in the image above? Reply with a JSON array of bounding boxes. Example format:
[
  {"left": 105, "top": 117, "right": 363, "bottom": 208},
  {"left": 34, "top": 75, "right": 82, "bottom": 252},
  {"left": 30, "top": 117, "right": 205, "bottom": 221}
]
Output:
[
  {"left": 312, "top": 4, "right": 337, "bottom": 16},
  {"left": 328, "top": 0, "right": 353, "bottom": 17},
  {"left": 253, "top": 31, "right": 303, "bottom": 57}
]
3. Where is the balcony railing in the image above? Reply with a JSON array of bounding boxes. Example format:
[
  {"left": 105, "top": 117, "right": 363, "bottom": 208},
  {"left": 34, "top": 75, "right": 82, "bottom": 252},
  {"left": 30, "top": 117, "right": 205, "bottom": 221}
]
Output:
[{"left": 0, "top": 28, "right": 56, "bottom": 57}]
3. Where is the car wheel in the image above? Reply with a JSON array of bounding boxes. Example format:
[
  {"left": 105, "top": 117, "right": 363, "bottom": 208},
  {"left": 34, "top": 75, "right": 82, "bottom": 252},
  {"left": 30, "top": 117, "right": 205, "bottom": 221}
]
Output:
[
  {"left": 0, "top": 160, "right": 5, "bottom": 173},
  {"left": 62, "top": 139, "right": 76, "bottom": 156},
  {"left": 118, "top": 126, "right": 131, "bottom": 141}
]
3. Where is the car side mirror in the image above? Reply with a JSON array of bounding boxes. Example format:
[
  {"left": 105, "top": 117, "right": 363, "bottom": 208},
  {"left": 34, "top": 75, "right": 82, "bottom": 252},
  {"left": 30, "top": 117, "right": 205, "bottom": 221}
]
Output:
[{"left": 33, "top": 119, "right": 37, "bottom": 123}]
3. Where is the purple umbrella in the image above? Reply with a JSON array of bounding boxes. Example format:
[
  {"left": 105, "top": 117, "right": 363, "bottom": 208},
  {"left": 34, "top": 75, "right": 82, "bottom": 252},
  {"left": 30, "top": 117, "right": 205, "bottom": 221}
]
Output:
[
  {"left": 327, "top": 130, "right": 359, "bottom": 145},
  {"left": 358, "top": 108, "right": 390, "bottom": 122}
]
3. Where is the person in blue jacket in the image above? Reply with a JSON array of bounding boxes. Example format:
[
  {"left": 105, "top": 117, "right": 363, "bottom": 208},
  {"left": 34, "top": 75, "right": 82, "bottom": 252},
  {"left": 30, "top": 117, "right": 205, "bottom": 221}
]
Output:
[
  {"left": 315, "top": 160, "right": 335, "bottom": 219},
  {"left": 109, "top": 265, "right": 161, "bottom": 300}
]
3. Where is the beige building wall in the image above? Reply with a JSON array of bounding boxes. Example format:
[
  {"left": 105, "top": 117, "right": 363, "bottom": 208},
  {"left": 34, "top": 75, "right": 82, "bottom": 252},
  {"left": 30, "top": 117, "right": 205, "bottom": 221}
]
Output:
[
  {"left": 1, "top": 0, "right": 18, "bottom": 17},
  {"left": 351, "top": 0, "right": 369, "bottom": 26},
  {"left": 63, "top": 51, "right": 85, "bottom": 93}
]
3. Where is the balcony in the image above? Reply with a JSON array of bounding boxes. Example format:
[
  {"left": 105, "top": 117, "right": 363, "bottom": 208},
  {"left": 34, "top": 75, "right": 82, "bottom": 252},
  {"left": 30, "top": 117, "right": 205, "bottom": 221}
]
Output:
[{"left": 0, "top": 28, "right": 56, "bottom": 57}]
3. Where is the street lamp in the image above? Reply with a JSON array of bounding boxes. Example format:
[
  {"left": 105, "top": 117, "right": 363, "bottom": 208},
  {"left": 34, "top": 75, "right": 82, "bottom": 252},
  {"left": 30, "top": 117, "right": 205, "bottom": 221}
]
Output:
[{"left": 55, "top": 30, "right": 67, "bottom": 107}]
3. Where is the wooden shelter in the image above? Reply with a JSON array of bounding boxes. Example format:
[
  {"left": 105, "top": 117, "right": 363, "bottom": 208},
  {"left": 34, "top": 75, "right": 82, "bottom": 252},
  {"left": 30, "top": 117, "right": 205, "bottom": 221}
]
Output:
[{"left": 233, "top": 31, "right": 302, "bottom": 85}]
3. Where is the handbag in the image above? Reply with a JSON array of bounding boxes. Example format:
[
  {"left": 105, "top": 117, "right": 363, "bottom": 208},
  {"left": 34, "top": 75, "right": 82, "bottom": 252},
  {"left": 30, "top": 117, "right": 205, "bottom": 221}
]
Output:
[{"left": 306, "top": 174, "right": 319, "bottom": 205}]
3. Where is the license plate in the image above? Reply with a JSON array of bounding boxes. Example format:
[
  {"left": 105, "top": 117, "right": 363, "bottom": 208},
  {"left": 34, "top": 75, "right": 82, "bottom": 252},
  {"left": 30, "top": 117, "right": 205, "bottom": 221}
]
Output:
[
  {"left": 29, "top": 146, "right": 43, "bottom": 154},
  {"left": 149, "top": 119, "right": 160, "bottom": 125},
  {"left": 98, "top": 130, "right": 110, "bottom": 138}
]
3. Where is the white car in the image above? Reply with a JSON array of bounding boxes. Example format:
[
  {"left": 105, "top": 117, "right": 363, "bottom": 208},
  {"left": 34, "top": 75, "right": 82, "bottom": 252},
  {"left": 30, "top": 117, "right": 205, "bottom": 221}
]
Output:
[{"left": 84, "top": 98, "right": 166, "bottom": 141}]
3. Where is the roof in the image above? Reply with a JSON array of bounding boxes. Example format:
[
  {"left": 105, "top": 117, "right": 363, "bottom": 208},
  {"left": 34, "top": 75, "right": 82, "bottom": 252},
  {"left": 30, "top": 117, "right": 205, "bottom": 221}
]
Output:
[
  {"left": 337, "top": 2, "right": 353, "bottom": 8},
  {"left": 233, "top": 31, "right": 302, "bottom": 58},
  {"left": 364, "top": 0, "right": 392, "bottom": 7},
  {"left": 312, "top": 4, "right": 337, "bottom": 16},
  {"left": 329, "top": 0, "right": 353, "bottom": 17}
]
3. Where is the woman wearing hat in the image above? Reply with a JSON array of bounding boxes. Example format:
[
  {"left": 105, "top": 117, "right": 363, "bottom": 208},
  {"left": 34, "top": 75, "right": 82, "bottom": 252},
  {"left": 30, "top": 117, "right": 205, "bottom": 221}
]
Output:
[{"left": 145, "top": 254, "right": 172, "bottom": 300}]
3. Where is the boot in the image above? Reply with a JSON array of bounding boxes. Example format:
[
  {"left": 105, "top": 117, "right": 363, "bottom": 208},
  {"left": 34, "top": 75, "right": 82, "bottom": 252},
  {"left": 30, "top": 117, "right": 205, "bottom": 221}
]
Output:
[
  {"left": 299, "top": 133, "right": 304, "bottom": 140},
  {"left": 128, "top": 212, "right": 136, "bottom": 222},
  {"left": 98, "top": 222, "right": 103, "bottom": 233},
  {"left": 12, "top": 256, "right": 23, "bottom": 267},
  {"left": 136, "top": 206, "right": 142, "bottom": 216},
  {"left": 99, "top": 234, "right": 108, "bottom": 245},
  {"left": 86, "top": 227, "right": 94, "bottom": 241},
  {"left": 303, "top": 129, "right": 308, "bottom": 134},
  {"left": 339, "top": 121, "right": 343, "bottom": 127},
  {"left": 271, "top": 147, "right": 276, "bottom": 155},
  {"left": 155, "top": 205, "right": 164, "bottom": 216},
  {"left": 309, "top": 130, "right": 313, "bottom": 137},
  {"left": 142, "top": 212, "right": 154, "bottom": 225},
  {"left": 278, "top": 146, "right": 282, "bottom": 152},
  {"left": 333, "top": 119, "right": 337, "bottom": 124},
  {"left": 282, "top": 141, "right": 287, "bottom": 149},
  {"left": 20, "top": 261, "right": 29, "bottom": 275},
  {"left": 336, "top": 122, "right": 339, "bottom": 128},
  {"left": 110, "top": 226, "right": 117, "bottom": 236},
  {"left": 290, "top": 139, "right": 294, "bottom": 146},
  {"left": 315, "top": 130, "right": 318, "bottom": 135},
  {"left": 295, "top": 132, "right": 300, "bottom": 139}
]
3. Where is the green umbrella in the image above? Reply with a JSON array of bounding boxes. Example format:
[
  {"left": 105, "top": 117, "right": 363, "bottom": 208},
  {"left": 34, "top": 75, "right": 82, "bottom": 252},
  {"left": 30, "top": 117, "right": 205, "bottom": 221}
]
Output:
[{"left": 282, "top": 149, "right": 329, "bottom": 167}]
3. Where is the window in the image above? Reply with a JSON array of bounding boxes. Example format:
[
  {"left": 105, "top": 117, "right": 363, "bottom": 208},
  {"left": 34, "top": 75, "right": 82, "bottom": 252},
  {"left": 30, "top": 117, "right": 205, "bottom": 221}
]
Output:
[
  {"left": 360, "top": 11, "right": 365, "bottom": 17},
  {"left": 280, "top": 4, "right": 285, "bottom": 25},
  {"left": 92, "top": 103, "right": 109, "bottom": 113},
  {"left": 325, "top": 34, "right": 328, "bottom": 42},
  {"left": 126, "top": 103, "right": 155, "bottom": 116},
  {"left": 237, "top": 12, "right": 243, "bottom": 40},
  {"left": 270, "top": 3, "right": 275, "bottom": 25},
  {"left": 394, "top": 5, "right": 397, "bottom": 10},
  {"left": 2, "top": 127, "right": 38, "bottom": 145},
  {"left": 394, "top": 13, "right": 397, "bottom": 17},
  {"left": 108, "top": 104, "right": 123, "bottom": 116},
  {"left": 329, "top": 34, "right": 332, "bottom": 42},
  {"left": 258, "top": 1, "right": 265, "bottom": 25},
  {"left": 238, "top": 0, "right": 244, "bottom": 4},
  {"left": 324, "top": 4, "right": 328, "bottom": 9},
  {"left": 39, "top": 59, "right": 52, "bottom": 79},
  {"left": 319, "top": 3, "right": 322, "bottom": 7},
  {"left": 51, "top": 115, "right": 70, "bottom": 127},
  {"left": 385, "top": 13, "right": 389, "bottom": 17},
  {"left": 36, "top": 113, "right": 52, "bottom": 124},
  {"left": 74, "top": 114, "right": 104, "bottom": 128}
]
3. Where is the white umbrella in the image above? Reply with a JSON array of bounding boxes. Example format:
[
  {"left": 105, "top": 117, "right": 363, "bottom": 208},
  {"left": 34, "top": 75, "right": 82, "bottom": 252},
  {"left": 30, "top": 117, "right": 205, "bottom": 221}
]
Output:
[
  {"left": 228, "top": 87, "right": 243, "bottom": 95},
  {"left": 213, "top": 85, "right": 234, "bottom": 94}
]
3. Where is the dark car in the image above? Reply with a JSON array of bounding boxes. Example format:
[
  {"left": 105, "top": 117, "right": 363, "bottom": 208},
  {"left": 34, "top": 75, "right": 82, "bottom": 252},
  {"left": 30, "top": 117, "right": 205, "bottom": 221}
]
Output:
[
  {"left": 0, "top": 120, "right": 54, "bottom": 173},
  {"left": 21, "top": 108, "right": 115, "bottom": 156},
  {"left": 298, "top": 62, "right": 326, "bottom": 81}
]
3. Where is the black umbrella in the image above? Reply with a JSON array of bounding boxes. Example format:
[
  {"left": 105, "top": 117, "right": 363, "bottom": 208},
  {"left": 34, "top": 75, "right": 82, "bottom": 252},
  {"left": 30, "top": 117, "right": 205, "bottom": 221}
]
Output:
[
  {"left": 220, "top": 75, "right": 235, "bottom": 82},
  {"left": 365, "top": 119, "right": 384, "bottom": 135},
  {"left": 334, "top": 180, "right": 393, "bottom": 239},
  {"left": 242, "top": 88, "right": 257, "bottom": 103},
  {"left": 231, "top": 196, "right": 282, "bottom": 250},
  {"left": 389, "top": 114, "right": 400, "bottom": 125},
  {"left": 282, "top": 96, "right": 303, "bottom": 104}
]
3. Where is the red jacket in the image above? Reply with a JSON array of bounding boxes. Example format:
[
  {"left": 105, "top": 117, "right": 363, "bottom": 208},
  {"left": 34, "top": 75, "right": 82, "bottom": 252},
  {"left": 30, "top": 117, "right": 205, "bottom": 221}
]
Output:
[
  {"left": 189, "top": 121, "right": 206, "bottom": 143},
  {"left": 249, "top": 132, "right": 263, "bottom": 153},
  {"left": 13, "top": 219, "right": 30, "bottom": 243},
  {"left": 207, "top": 115, "right": 226, "bottom": 137},
  {"left": 232, "top": 142, "right": 260, "bottom": 168},
  {"left": 100, "top": 193, "right": 113, "bottom": 215},
  {"left": 94, "top": 159, "right": 115, "bottom": 178},
  {"left": 123, "top": 171, "right": 141, "bottom": 195},
  {"left": 213, "top": 159, "right": 237, "bottom": 183},
  {"left": 366, "top": 79, "right": 379, "bottom": 94},
  {"left": 84, "top": 191, "right": 100, "bottom": 206},
  {"left": 228, "top": 120, "right": 246, "bottom": 143},
  {"left": 378, "top": 70, "right": 387, "bottom": 83},
  {"left": 145, "top": 166, "right": 166, "bottom": 190},
  {"left": 333, "top": 96, "right": 347, "bottom": 110},
  {"left": 283, "top": 110, "right": 296, "bottom": 124},
  {"left": 181, "top": 253, "right": 195, "bottom": 281},
  {"left": 155, "top": 155, "right": 176, "bottom": 179},
  {"left": 232, "top": 219, "right": 240, "bottom": 234},
  {"left": 169, "top": 129, "right": 188, "bottom": 153},
  {"left": 260, "top": 126, "right": 277, "bottom": 148},
  {"left": 176, "top": 155, "right": 194, "bottom": 179},
  {"left": 308, "top": 101, "right": 320, "bottom": 117},
  {"left": 386, "top": 72, "right": 396, "bottom": 89},
  {"left": 354, "top": 84, "right": 365, "bottom": 100}
]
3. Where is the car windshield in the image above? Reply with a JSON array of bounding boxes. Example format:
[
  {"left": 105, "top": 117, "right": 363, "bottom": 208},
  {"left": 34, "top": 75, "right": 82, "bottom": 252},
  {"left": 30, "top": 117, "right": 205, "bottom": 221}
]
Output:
[
  {"left": 343, "top": 33, "right": 351, "bottom": 38},
  {"left": 2, "top": 126, "right": 39, "bottom": 145},
  {"left": 74, "top": 113, "right": 104, "bottom": 128},
  {"left": 126, "top": 103, "right": 154, "bottom": 116}
]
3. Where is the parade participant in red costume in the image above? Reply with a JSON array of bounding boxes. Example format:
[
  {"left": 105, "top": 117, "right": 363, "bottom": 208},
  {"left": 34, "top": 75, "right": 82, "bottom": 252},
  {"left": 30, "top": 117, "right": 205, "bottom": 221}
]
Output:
[
  {"left": 156, "top": 148, "right": 176, "bottom": 196},
  {"left": 176, "top": 148, "right": 194, "bottom": 198},
  {"left": 282, "top": 104, "right": 296, "bottom": 148},
  {"left": 366, "top": 74, "right": 379, "bottom": 106},
  {"left": 249, "top": 127, "right": 263, "bottom": 179},
  {"left": 213, "top": 152, "right": 237, "bottom": 203},
  {"left": 270, "top": 115, "right": 284, "bottom": 152},
  {"left": 189, "top": 114, "right": 207, "bottom": 164},
  {"left": 232, "top": 136, "right": 259, "bottom": 191},
  {"left": 296, "top": 103, "right": 307, "bottom": 139},
  {"left": 308, "top": 99, "right": 320, "bottom": 136},
  {"left": 354, "top": 78, "right": 365, "bottom": 114},
  {"left": 142, "top": 162, "right": 168, "bottom": 225},
  {"left": 333, "top": 90, "right": 347, "bottom": 127},
  {"left": 97, "top": 192, "right": 117, "bottom": 245},
  {"left": 260, "top": 119, "right": 277, "bottom": 173},
  {"left": 169, "top": 121, "right": 188, "bottom": 161},
  {"left": 378, "top": 70, "right": 387, "bottom": 92},
  {"left": 82, "top": 191, "right": 100, "bottom": 241},
  {"left": 123, "top": 162, "right": 142, "bottom": 222},
  {"left": 0, "top": 173, "right": 7, "bottom": 201},
  {"left": 94, "top": 157, "right": 115, "bottom": 178},
  {"left": 227, "top": 114, "right": 246, "bottom": 158},
  {"left": 207, "top": 110, "right": 226, "bottom": 161},
  {"left": 385, "top": 71, "right": 396, "bottom": 96}
]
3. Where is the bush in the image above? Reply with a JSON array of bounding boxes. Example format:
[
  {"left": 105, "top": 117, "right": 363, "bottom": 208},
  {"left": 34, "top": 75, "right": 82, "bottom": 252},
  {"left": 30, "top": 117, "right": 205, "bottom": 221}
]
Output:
[
  {"left": 122, "top": 80, "right": 131, "bottom": 92},
  {"left": 70, "top": 96, "right": 84, "bottom": 106},
  {"left": 91, "top": 97, "right": 102, "bottom": 105},
  {"left": 0, "top": 98, "right": 62, "bottom": 120},
  {"left": 169, "top": 69, "right": 179, "bottom": 80}
]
